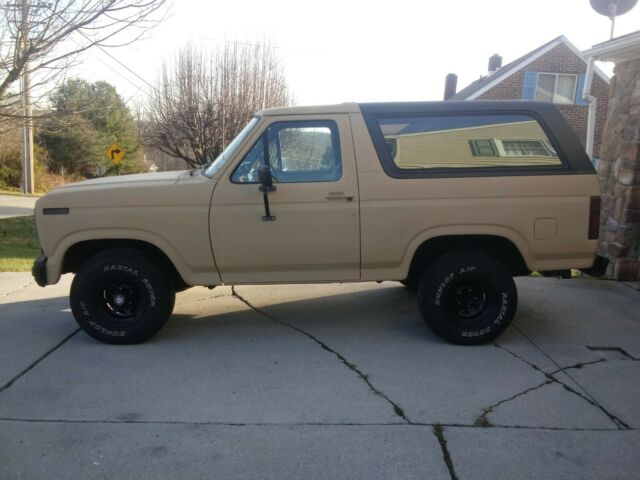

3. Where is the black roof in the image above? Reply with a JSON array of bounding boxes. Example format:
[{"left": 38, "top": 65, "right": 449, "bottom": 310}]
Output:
[
  {"left": 450, "top": 36, "right": 565, "bottom": 100},
  {"left": 359, "top": 99, "right": 563, "bottom": 114}
]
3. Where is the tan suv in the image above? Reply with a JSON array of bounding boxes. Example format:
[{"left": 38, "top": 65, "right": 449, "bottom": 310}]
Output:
[{"left": 32, "top": 101, "right": 606, "bottom": 345}]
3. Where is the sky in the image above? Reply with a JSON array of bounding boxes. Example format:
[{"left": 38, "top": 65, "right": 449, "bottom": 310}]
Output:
[{"left": 73, "top": 0, "right": 640, "bottom": 107}]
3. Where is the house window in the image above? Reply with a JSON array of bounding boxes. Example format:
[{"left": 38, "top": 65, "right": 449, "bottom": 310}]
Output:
[
  {"left": 470, "top": 139, "right": 557, "bottom": 158},
  {"left": 469, "top": 139, "right": 498, "bottom": 156},
  {"left": 500, "top": 140, "right": 555, "bottom": 157},
  {"left": 535, "top": 73, "right": 577, "bottom": 104}
]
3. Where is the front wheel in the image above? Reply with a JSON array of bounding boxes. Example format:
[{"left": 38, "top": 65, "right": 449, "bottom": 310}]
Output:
[
  {"left": 70, "top": 248, "right": 176, "bottom": 344},
  {"left": 417, "top": 250, "right": 517, "bottom": 345}
]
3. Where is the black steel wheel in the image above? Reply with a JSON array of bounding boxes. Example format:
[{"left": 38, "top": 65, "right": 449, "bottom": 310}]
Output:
[
  {"left": 417, "top": 250, "right": 517, "bottom": 345},
  {"left": 70, "top": 248, "right": 175, "bottom": 344}
]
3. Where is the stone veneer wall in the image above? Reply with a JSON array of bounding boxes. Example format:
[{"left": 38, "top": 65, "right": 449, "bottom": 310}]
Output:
[{"left": 597, "top": 57, "right": 640, "bottom": 280}]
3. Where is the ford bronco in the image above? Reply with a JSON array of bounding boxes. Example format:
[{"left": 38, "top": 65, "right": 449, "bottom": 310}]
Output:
[{"left": 32, "top": 101, "right": 606, "bottom": 345}]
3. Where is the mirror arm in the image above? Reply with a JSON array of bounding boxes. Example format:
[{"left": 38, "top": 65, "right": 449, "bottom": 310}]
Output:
[
  {"left": 260, "top": 189, "right": 275, "bottom": 221},
  {"left": 259, "top": 134, "right": 276, "bottom": 220}
]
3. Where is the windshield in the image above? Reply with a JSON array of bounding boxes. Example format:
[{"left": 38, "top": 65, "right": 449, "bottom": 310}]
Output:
[{"left": 203, "top": 116, "right": 260, "bottom": 177}]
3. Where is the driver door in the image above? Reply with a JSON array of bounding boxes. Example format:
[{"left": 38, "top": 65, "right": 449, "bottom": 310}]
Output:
[{"left": 209, "top": 114, "right": 360, "bottom": 284}]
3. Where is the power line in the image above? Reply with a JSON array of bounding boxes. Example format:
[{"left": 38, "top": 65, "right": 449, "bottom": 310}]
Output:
[
  {"left": 92, "top": 44, "right": 156, "bottom": 92},
  {"left": 55, "top": 11, "right": 158, "bottom": 94},
  {"left": 62, "top": 29, "right": 157, "bottom": 105},
  {"left": 89, "top": 50, "right": 151, "bottom": 102}
]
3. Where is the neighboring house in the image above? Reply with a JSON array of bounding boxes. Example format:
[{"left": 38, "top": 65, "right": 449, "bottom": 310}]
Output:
[{"left": 446, "top": 36, "right": 610, "bottom": 157}]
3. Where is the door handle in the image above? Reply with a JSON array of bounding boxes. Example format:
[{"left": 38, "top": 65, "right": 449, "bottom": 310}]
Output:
[{"left": 325, "top": 192, "right": 354, "bottom": 201}]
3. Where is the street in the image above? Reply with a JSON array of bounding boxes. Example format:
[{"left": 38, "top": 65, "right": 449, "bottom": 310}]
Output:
[
  {"left": 0, "top": 275, "right": 639, "bottom": 479},
  {"left": 0, "top": 195, "right": 37, "bottom": 219}
]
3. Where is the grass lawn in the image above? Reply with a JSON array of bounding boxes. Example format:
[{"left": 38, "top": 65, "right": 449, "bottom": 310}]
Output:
[
  {"left": 0, "top": 216, "right": 40, "bottom": 271},
  {"left": 0, "top": 189, "right": 42, "bottom": 197}
]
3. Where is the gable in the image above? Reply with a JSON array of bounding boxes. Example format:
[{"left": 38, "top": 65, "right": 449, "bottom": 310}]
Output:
[{"left": 453, "top": 37, "right": 609, "bottom": 100}]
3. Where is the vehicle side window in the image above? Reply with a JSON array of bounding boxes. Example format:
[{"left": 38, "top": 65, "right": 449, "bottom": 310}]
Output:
[
  {"left": 231, "top": 120, "right": 342, "bottom": 183},
  {"left": 376, "top": 114, "right": 562, "bottom": 170}
]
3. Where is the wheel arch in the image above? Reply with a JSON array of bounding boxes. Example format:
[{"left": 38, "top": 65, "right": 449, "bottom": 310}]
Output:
[
  {"left": 46, "top": 230, "right": 193, "bottom": 289},
  {"left": 404, "top": 231, "right": 531, "bottom": 286}
]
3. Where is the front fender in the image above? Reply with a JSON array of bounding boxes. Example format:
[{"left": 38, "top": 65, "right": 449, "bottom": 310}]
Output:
[{"left": 44, "top": 228, "right": 220, "bottom": 287}]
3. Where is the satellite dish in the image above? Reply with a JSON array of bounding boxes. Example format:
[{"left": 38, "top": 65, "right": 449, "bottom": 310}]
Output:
[
  {"left": 590, "top": 0, "right": 637, "bottom": 16},
  {"left": 590, "top": 0, "right": 638, "bottom": 38}
]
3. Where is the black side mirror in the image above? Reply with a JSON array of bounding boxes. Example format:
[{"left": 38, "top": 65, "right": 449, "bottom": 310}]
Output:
[{"left": 258, "top": 165, "right": 275, "bottom": 192}]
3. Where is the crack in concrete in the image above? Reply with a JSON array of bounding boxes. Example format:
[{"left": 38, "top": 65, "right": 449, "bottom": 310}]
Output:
[
  {"left": 0, "top": 280, "right": 34, "bottom": 297},
  {"left": 587, "top": 346, "right": 638, "bottom": 361},
  {"left": 513, "top": 325, "right": 605, "bottom": 401},
  {"left": 549, "top": 358, "right": 608, "bottom": 375},
  {"left": 193, "top": 293, "right": 233, "bottom": 303},
  {"left": 433, "top": 425, "right": 459, "bottom": 480},
  {"left": 0, "top": 417, "right": 631, "bottom": 431},
  {"left": 495, "top": 343, "right": 631, "bottom": 430},
  {"left": 475, "top": 356, "right": 621, "bottom": 428},
  {"left": 474, "top": 380, "right": 553, "bottom": 427},
  {"left": 0, "top": 328, "right": 80, "bottom": 394},
  {"left": 231, "top": 286, "right": 411, "bottom": 424}
]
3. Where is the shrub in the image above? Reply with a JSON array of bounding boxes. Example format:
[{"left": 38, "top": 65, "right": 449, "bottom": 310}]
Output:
[{"left": 0, "top": 146, "right": 22, "bottom": 190}]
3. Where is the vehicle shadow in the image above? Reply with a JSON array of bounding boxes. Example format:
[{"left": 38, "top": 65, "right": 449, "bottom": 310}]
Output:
[
  {"left": 158, "top": 283, "right": 439, "bottom": 345},
  {"left": 1, "top": 281, "right": 553, "bottom": 348}
]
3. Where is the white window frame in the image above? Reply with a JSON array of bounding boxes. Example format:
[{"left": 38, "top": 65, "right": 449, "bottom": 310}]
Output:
[
  {"left": 535, "top": 73, "right": 578, "bottom": 105},
  {"left": 494, "top": 139, "right": 556, "bottom": 157}
]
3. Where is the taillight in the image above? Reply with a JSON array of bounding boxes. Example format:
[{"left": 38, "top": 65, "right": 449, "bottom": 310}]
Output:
[{"left": 588, "top": 196, "right": 601, "bottom": 240}]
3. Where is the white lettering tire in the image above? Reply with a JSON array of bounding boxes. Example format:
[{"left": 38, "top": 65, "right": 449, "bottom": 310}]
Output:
[
  {"left": 417, "top": 250, "right": 517, "bottom": 345},
  {"left": 70, "top": 248, "right": 175, "bottom": 344}
]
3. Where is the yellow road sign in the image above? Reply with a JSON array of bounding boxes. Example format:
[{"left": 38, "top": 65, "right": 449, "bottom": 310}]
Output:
[{"left": 106, "top": 143, "right": 125, "bottom": 165}]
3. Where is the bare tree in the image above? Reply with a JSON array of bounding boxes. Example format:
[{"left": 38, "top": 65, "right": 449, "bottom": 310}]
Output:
[
  {"left": 0, "top": 0, "right": 167, "bottom": 118},
  {"left": 143, "top": 41, "right": 292, "bottom": 168}
]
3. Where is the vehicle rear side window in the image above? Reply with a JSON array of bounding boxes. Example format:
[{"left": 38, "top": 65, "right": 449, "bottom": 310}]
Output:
[{"left": 376, "top": 114, "right": 562, "bottom": 170}]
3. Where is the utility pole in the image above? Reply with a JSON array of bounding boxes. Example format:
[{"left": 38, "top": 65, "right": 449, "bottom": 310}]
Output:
[
  {"left": 221, "top": 43, "right": 226, "bottom": 150},
  {"left": 21, "top": 0, "right": 35, "bottom": 194}
]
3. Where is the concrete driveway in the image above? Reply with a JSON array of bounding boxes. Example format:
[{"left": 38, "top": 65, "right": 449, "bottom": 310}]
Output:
[
  {"left": 0, "top": 274, "right": 639, "bottom": 479},
  {"left": 0, "top": 194, "right": 37, "bottom": 218}
]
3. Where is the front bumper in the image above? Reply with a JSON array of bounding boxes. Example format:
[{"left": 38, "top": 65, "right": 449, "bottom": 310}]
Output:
[
  {"left": 32, "top": 254, "right": 48, "bottom": 287},
  {"left": 580, "top": 255, "right": 609, "bottom": 278}
]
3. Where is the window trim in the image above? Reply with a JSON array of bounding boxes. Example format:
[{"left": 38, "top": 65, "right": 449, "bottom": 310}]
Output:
[
  {"left": 535, "top": 73, "right": 578, "bottom": 105},
  {"left": 230, "top": 119, "right": 343, "bottom": 184},
  {"left": 496, "top": 139, "right": 557, "bottom": 157},
  {"left": 469, "top": 138, "right": 558, "bottom": 158},
  {"left": 361, "top": 109, "right": 573, "bottom": 179},
  {"left": 469, "top": 139, "right": 498, "bottom": 157}
]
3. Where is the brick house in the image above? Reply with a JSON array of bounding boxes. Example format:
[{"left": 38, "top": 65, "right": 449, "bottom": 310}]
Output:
[{"left": 446, "top": 36, "right": 610, "bottom": 157}]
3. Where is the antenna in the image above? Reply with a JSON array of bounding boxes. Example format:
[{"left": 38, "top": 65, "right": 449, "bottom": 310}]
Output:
[{"left": 590, "top": 0, "right": 638, "bottom": 39}]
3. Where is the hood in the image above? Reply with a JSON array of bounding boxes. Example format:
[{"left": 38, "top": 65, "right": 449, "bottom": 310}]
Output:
[
  {"left": 36, "top": 169, "right": 213, "bottom": 212},
  {"left": 53, "top": 170, "right": 188, "bottom": 191}
]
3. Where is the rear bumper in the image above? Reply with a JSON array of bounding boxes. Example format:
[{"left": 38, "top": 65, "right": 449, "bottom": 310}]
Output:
[
  {"left": 32, "top": 254, "right": 48, "bottom": 287},
  {"left": 580, "top": 255, "right": 609, "bottom": 278}
]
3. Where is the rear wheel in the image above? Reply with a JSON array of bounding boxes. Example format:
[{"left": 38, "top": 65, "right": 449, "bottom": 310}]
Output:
[
  {"left": 70, "top": 248, "right": 175, "bottom": 344},
  {"left": 417, "top": 250, "right": 517, "bottom": 345}
]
